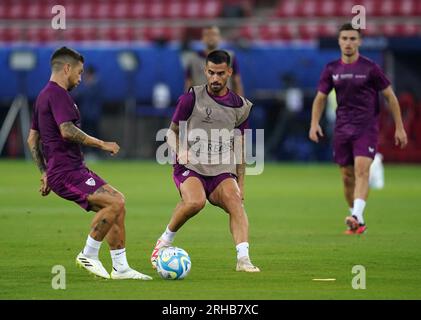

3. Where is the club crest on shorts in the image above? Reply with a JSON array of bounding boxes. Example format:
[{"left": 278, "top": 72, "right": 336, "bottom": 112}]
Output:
[
  {"left": 368, "top": 147, "right": 375, "bottom": 153},
  {"left": 182, "top": 170, "right": 190, "bottom": 177},
  {"left": 85, "top": 177, "right": 96, "bottom": 186}
]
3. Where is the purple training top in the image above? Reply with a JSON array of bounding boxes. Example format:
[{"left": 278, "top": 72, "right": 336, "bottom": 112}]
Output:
[
  {"left": 172, "top": 86, "right": 249, "bottom": 132},
  {"left": 318, "top": 55, "right": 390, "bottom": 135},
  {"left": 31, "top": 81, "right": 85, "bottom": 180}
]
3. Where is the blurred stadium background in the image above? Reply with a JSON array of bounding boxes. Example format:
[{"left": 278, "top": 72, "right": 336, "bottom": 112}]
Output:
[
  {"left": 1, "top": 0, "right": 421, "bottom": 163},
  {"left": 1, "top": 1, "right": 421, "bottom": 301}
]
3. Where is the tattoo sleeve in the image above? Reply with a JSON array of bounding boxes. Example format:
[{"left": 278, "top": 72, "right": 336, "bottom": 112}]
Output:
[
  {"left": 27, "top": 130, "right": 46, "bottom": 173},
  {"left": 60, "top": 121, "right": 88, "bottom": 144},
  {"left": 59, "top": 121, "right": 103, "bottom": 149},
  {"left": 31, "top": 141, "right": 46, "bottom": 173}
]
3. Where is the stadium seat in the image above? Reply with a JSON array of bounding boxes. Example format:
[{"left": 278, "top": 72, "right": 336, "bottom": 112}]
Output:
[
  {"left": 111, "top": 1, "right": 131, "bottom": 19},
  {"left": 77, "top": 2, "right": 96, "bottom": 19},
  {"left": 147, "top": 1, "right": 166, "bottom": 19},
  {"left": 378, "top": 23, "right": 420, "bottom": 37},
  {"left": 275, "top": 0, "right": 300, "bottom": 17},
  {"left": 335, "top": 0, "right": 359, "bottom": 16},
  {"left": 298, "top": 23, "right": 320, "bottom": 40},
  {"left": 318, "top": 22, "right": 338, "bottom": 38},
  {"left": 298, "top": 0, "right": 317, "bottom": 17},
  {"left": 239, "top": 25, "right": 256, "bottom": 40},
  {"left": 166, "top": 1, "right": 184, "bottom": 18},
  {"left": 0, "top": 27, "right": 23, "bottom": 42},
  {"left": 373, "top": 0, "right": 395, "bottom": 16},
  {"left": 380, "top": 24, "right": 399, "bottom": 37},
  {"left": 128, "top": 1, "right": 148, "bottom": 19},
  {"left": 397, "top": 0, "right": 417, "bottom": 16},
  {"left": 364, "top": 22, "right": 380, "bottom": 37},
  {"left": 66, "top": 27, "right": 98, "bottom": 42},
  {"left": 316, "top": 0, "right": 337, "bottom": 17},
  {"left": 202, "top": 0, "right": 222, "bottom": 18}
]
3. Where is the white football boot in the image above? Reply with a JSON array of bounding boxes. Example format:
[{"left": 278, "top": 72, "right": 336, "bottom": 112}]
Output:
[
  {"left": 150, "top": 238, "right": 170, "bottom": 269},
  {"left": 76, "top": 252, "right": 110, "bottom": 279},
  {"left": 111, "top": 268, "right": 153, "bottom": 280},
  {"left": 236, "top": 257, "right": 261, "bottom": 272}
]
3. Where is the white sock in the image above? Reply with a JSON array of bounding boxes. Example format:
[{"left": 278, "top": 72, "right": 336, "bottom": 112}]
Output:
[
  {"left": 236, "top": 242, "right": 249, "bottom": 260},
  {"left": 161, "top": 226, "right": 176, "bottom": 243},
  {"left": 352, "top": 199, "right": 366, "bottom": 225},
  {"left": 349, "top": 208, "right": 353, "bottom": 215},
  {"left": 110, "top": 248, "right": 130, "bottom": 272},
  {"left": 83, "top": 235, "right": 102, "bottom": 259}
]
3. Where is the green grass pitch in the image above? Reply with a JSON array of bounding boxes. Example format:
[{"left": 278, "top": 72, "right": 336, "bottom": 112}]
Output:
[{"left": 1, "top": 160, "right": 420, "bottom": 299}]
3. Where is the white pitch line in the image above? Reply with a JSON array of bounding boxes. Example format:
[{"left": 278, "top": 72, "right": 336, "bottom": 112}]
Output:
[{"left": 312, "top": 278, "right": 336, "bottom": 281}]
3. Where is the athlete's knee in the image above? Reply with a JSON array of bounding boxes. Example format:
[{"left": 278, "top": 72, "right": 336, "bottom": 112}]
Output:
[
  {"left": 354, "top": 166, "right": 370, "bottom": 179},
  {"left": 110, "top": 196, "right": 126, "bottom": 216},
  {"left": 183, "top": 198, "right": 206, "bottom": 214}
]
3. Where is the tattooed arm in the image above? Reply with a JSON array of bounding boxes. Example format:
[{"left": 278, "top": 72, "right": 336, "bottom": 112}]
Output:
[
  {"left": 59, "top": 121, "right": 120, "bottom": 155},
  {"left": 27, "top": 129, "right": 46, "bottom": 173},
  {"left": 27, "top": 129, "right": 50, "bottom": 196}
]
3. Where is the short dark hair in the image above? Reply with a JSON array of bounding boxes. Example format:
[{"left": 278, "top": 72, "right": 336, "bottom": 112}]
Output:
[
  {"left": 206, "top": 50, "right": 231, "bottom": 67},
  {"left": 50, "top": 46, "right": 84, "bottom": 71},
  {"left": 338, "top": 23, "right": 362, "bottom": 37}
]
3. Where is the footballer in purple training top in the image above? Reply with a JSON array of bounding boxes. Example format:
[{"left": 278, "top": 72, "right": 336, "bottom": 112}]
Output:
[
  {"left": 27, "top": 46, "right": 152, "bottom": 281},
  {"left": 309, "top": 23, "right": 407, "bottom": 235}
]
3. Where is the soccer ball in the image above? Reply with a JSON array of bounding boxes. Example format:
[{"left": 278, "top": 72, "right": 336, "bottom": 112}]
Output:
[{"left": 156, "top": 246, "right": 191, "bottom": 280}]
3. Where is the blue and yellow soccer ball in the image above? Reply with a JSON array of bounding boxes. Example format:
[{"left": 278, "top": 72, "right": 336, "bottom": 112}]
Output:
[{"left": 156, "top": 247, "right": 191, "bottom": 280}]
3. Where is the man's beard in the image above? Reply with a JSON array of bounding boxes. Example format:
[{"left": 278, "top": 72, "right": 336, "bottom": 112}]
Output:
[
  {"left": 67, "top": 81, "right": 78, "bottom": 91},
  {"left": 209, "top": 82, "right": 224, "bottom": 94}
]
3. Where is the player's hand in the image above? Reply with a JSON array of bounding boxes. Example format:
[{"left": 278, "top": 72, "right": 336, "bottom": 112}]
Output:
[
  {"left": 102, "top": 142, "right": 120, "bottom": 156},
  {"left": 309, "top": 124, "right": 324, "bottom": 143},
  {"left": 39, "top": 172, "right": 51, "bottom": 196},
  {"left": 395, "top": 128, "right": 408, "bottom": 149}
]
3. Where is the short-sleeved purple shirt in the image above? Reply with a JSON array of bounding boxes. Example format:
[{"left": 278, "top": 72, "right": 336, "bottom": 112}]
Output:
[
  {"left": 172, "top": 87, "right": 249, "bottom": 132},
  {"left": 318, "top": 55, "right": 391, "bottom": 135},
  {"left": 31, "top": 81, "right": 85, "bottom": 179}
]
